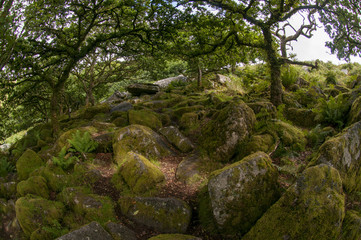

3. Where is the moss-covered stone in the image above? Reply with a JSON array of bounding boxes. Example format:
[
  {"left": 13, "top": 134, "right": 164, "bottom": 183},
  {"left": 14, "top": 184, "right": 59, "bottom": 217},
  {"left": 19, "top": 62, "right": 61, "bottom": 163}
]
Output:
[
  {"left": 112, "top": 152, "right": 165, "bottom": 196},
  {"left": 128, "top": 109, "right": 162, "bottom": 130},
  {"left": 105, "top": 222, "right": 137, "bottom": 240},
  {"left": 179, "top": 112, "right": 200, "bottom": 133},
  {"left": 348, "top": 96, "right": 361, "bottom": 125},
  {"left": 112, "top": 116, "right": 129, "bottom": 128},
  {"left": 247, "top": 101, "right": 276, "bottom": 120},
  {"left": 159, "top": 126, "right": 194, "bottom": 153},
  {"left": 200, "top": 100, "right": 255, "bottom": 162},
  {"left": 31, "top": 164, "right": 71, "bottom": 192},
  {"left": 58, "top": 187, "right": 116, "bottom": 225},
  {"left": 56, "top": 221, "right": 112, "bottom": 240},
  {"left": 172, "top": 105, "right": 204, "bottom": 119},
  {"left": 310, "top": 121, "right": 361, "bottom": 193},
  {"left": 175, "top": 154, "right": 204, "bottom": 185},
  {"left": 270, "top": 120, "right": 307, "bottom": 151},
  {"left": 17, "top": 176, "right": 49, "bottom": 199},
  {"left": 202, "top": 152, "right": 279, "bottom": 236},
  {"left": 16, "top": 149, "right": 44, "bottom": 180},
  {"left": 285, "top": 107, "right": 319, "bottom": 128},
  {"left": 119, "top": 197, "right": 191, "bottom": 233},
  {"left": 15, "top": 195, "right": 65, "bottom": 237},
  {"left": 30, "top": 225, "right": 67, "bottom": 240},
  {"left": 340, "top": 210, "right": 361, "bottom": 240},
  {"left": 238, "top": 134, "right": 275, "bottom": 159},
  {"left": 242, "top": 164, "right": 345, "bottom": 240},
  {"left": 113, "top": 125, "right": 172, "bottom": 163},
  {"left": 0, "top": 181, "right": 16, "bottom": 199},
  {"left": 148, "top": 234, "right": 201, "bottom": 240},
  {"left": 78, "top": 103, "right": 111, "bottom": 120}
]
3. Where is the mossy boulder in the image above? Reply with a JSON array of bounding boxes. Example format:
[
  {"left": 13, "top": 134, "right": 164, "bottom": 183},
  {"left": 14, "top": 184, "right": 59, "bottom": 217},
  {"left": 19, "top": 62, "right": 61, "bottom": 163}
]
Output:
[
  {"left": 78, "top": 103, "right": 111, "bottom": 120},
  {"left": 148, "top": 234, "right": 202, "bottom": 240},
  {"left": 247, "top": 101, "right": 276, "bottom": 120},
  {"left": 159, "top": 126, "right": 194, "bottom": 153},
  {"left": 16, "top": 149, "right": 45, "bottom": 180},
  {"left": 270, "top": 120, "right": 307, "bottom": 151},
  {"left": 202, "top": 152, "right": 279, "bottom": 236},
  {"left": 31, "top": 164, "right": 70, "bottom": 192},
  {"left": 179, "top": 112, "right": 201, "bottom": 133},
  {"left": 105, "top": 222, "right": 137, "bottom": 240},
  {"left": 285, "top": 107, "right": 319, "bottom": 128},
  {"left": 15, "top": 195, "right": 65, "bottom": 237},
  {"left": 340, "top": 210, "right": 361, "bottom": 240},
  {"left": 200, "top": 100, "right": 256, "bottom": 162},
  {"left": 58, "top": 187, "right": 116, "bottom": 225},
  {"left": 176, "top": 154, "right": 203, "bottom": 185},
  {"left": 111, "top": 151, "right": 165, "bottom": 196},
  {"left": 348, "top": 96, "right": 361, "bottom": 125},
  {"left": 238, "top": 134, "right": 275, "bottom": 159},
  {"left": 242, "top": 164, "right": 345, "bottom": 240},
  {"left": 311, "top": 121, "right": 361, "bottom": 193},
  {"left": 17, "top": 176, "right": 49, "bottom": 199},
  {"left": 113, "top": 124, "right": 172, "bottom": 163},
  {"left": 172, "top": 105, "right": 204, "bottom": 119},
  {"left": 128, "top": 109, "right": 162, "bottom": 130},
  {"left": 56, "top": 221, "right": 112, "bottom": 240},
  {"left": 119, "top": 197, "right": 191, "bottom": 233}
]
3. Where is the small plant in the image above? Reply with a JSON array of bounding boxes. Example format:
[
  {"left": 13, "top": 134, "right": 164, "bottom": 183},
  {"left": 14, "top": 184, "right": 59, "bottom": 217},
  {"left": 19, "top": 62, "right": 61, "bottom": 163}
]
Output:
[
  {"left": 314, "top": 96, "right": 349, "bottom": 129},
  {"left": 307, "top": 125, "right": 335, "bottom": 148},
  {"left": 52, "top": 146, "right": 78, "bottom": 170},
  {"left": 0, "top": 157, "right": 15, "bottom": 177},
  {"left": 325, "top": 70, "right": 338, "bottom": 85},
  {"left": 67, "top": 130, "right": 98, "bottom": 154},
  {"left": 281, "top": 65, "right": 299, "bottom": 88}
]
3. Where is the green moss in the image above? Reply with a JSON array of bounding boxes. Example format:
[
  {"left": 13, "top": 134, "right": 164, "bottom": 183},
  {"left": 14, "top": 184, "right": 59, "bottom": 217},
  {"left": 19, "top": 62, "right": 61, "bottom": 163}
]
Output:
[
  {"left": 0, "top": 181, "right": 16, "bottom": 199},
  {"left": 242, "top": 164, "right": 345, "bottom": 240},
  {"left": 285, "top": 107, "right": 319, "bottom": 128},
  {"left": 238, "top": 134, "right": 275, "bottom": 159},
  {"left": 15, "top": 195, "right": 65, "bottom": 237},
  {"left": 17, "top": 176, "right": 49, "bottom": 199},
  {"left": 30, "top": 223, "right": 67, "bottom": 240},
  {"left": 128, "top": 109, "right": 162, "bottom": 130},
  {"left": 16, "top": 149, "right": 45, "bottom": 180},
  {"left": 112, "top": 116, "right": 129, "bottom": 128},
  {"left": 78, "top": 102, "right": 111, "bottom": 120},
  {"left": 172, "top": 105, "right": 204, "bottom": 119},
  {"left": 148, "top": 234, "right": 201, "bottom": 240},
  {"left": 112, "top": 152, "right": 165, "bottom": 196},
  {"left": 348, "top": 96, "right": 361, "bottom": 125},
  {"left": 179, "top": 112, "right": 200, "bottom": 133}
]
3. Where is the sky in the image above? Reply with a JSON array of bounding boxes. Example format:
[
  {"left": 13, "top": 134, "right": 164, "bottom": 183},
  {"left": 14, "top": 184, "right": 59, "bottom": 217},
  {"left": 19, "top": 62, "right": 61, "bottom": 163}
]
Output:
[{"left": 288, "top": 15, "right": 361, "bottom": 65}]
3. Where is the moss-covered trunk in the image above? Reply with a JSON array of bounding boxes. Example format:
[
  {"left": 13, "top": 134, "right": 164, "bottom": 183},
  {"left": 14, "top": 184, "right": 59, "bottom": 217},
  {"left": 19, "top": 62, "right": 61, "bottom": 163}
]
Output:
[
  {"left": 263, "top": 28, "right": 283, "bottom": 107},
  {"left": 50, "top": 87, "right": 61, "bottom": 137}
]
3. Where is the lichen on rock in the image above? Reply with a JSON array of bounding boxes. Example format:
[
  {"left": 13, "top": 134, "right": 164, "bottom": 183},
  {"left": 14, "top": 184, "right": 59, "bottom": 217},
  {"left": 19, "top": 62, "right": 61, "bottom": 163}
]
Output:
[{"left": 159, "top": 126, "right": 194, "bottom": 153}]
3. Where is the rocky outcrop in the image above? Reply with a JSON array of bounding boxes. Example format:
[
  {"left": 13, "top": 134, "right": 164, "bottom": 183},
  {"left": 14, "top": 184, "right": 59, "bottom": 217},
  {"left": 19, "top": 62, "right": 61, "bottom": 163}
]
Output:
[
  {"left": 311, "top": 121, "right": 361, "bottom": 192},
  {"left": 242, "top": 164, "right": 345, "bottom": 240},
  {"left": 154, "top": 75, "right": 188, "bottom": 89},
  {"left": 126, "top": 83, "right": 160, "bottom": 96},
  {"left": 120, "top": 197, "right": 192, "bottom": 233},
  {"left": 159, "top": 126, "right": 194, "bottom": 153},
  {"left": 112, "top": 151, "right": 165, "bottom": 196},
  {"left": 201, "top": 100, "right": 255, "bottom": 162},
  {"left": 56, "top": 221, "right": 113, "bottom": 240},
  {"left": 113, "top": 125, "right": 172, "bottom": 162},
  {"left": 200, "top": 152, "right": 279, "bottom": 236}
]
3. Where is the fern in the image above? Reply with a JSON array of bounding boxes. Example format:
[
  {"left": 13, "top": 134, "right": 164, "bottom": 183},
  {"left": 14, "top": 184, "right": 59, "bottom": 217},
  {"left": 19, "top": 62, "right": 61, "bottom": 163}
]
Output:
[
  {"left": 314, "top": 96, "right": 349, "bottom": 128},
  {"left": 0, "top": 157, "right": 15, "bottom": 177},
  {"left": 67, "top": 130, "right": 98, "bottom": 154},
  {"left": 52, "top": 146, "right": 78, "bottom": 170}
]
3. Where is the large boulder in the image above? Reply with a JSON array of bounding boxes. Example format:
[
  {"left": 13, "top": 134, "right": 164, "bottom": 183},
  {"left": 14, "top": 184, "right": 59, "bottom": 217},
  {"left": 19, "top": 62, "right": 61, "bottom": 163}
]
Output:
[
  {"left": 311, "top": 121, "right": 361, "bottom": 192},
  {"left": 200, "top": 100, "right": 255, "bottom": 162},
  {"left": 120, "top": 197, "right": 191, "bottom": 233},
  {"left": 113, "top": 125, "right": 172, "bottom": 163},
  {"left": 56, "top": 221, "right": 113, "bottom": 240},
  {"left": 15, "top": 195, "right": 65, "bottom": 237},
  {"left": 200, "top": 152, "right": 279, "bottom": 236},
  {"left": 154, "top": 75, "right": 188, "bottom": 89},
  {"left": 17, "top": 175, "right": 49, "bottom": 199},
  {"left": 159, "top": 126, "right": 194, "bottom": 153},
  {"left": 16, "top": 149, "right": 44, "bottom": 180},
  {"left": 58, "top": 187, "right": 116, "bottom": 226},
  {"left": 110, "top": 101, "right": 133, "bottom": 113},
  {"left": 126, "top": 83, "right": 160, "bottom": 96},
  {"left": 238, "top": 134, "right": 275, "bottom": 159},
  {"left": 111, "top": 151, "right": 165, "bottom": 196},
  {"left": 176, "top": 154, "right": 203, "bottom": 185},
  {"left": 128, "top": 109, "right": 162, "bottom": 130},
  {"left": 285, "top": 107, "right": 319, "bottom": 128},
  {"left": 242, "top": 164, "right": 345, "bottom": 240},
  {"left": 105, "top": 222, "right": 137, "bottom": 240}
]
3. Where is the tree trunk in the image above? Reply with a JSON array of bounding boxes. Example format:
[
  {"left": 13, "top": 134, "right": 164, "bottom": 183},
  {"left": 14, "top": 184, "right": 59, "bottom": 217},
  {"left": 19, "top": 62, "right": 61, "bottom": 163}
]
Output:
[
  {"left": 50, "top": 88, "right": 61, "bottom": 137},
  {"left": 85, "top": 87, "right": 95, "bottom": 106},
  {"left": 197, "top": 63, "right": 202, "bottom": 88},
  {"left": 263, "top": 28, "right": 283, "bottom": 106}
]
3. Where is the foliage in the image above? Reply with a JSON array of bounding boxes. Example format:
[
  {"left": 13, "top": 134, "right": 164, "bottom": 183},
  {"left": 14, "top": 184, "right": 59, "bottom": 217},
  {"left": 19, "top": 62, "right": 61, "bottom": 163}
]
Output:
[
  {"left": 0, "top": 156, "right": 15, "bottom": 177},
  {"left": 307, "top": 125, "right": 335, "bottom": 148},
  {"left": 325, "top": 70, "right": 338, "bottom": 85},
  {"left": 52, "top": 146, "right": 78, "bottom": 171},
  {"left": 67, "top": 130, "right": 98, "bottom": 154},
  {"left": 314, "top": 96, "right": 349, "bottom": 129},
  {"left": 281, "top": 65, "right": 300, "bottom": 89}
]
